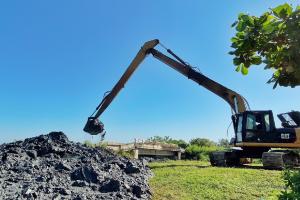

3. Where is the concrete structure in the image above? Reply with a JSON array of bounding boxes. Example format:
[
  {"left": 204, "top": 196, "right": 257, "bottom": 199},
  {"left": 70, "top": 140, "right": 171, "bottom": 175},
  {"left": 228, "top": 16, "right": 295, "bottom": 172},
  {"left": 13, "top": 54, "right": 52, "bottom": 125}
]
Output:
[{"left": 106, "top": 141, "right": 183, "bottom": 160}]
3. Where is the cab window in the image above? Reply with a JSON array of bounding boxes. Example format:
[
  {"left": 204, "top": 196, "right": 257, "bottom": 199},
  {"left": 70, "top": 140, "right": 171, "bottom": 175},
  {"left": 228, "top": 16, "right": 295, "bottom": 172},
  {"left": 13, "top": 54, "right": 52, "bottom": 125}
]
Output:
[
  {"left": 264, "top": 114, "right": 271, "bottom": 132},
  {"left": 246, "top": 114, "right": 257, "bottom": 130},
  {"left": 236, "top": 116, "right": 243, "bottom": 142}
]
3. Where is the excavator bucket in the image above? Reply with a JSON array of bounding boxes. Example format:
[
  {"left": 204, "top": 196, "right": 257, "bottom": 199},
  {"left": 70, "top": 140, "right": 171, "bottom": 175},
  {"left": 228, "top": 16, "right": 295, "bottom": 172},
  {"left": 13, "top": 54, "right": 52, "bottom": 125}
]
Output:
[{"left": 83, "top": 117, "right": 104, "bottom": 135}]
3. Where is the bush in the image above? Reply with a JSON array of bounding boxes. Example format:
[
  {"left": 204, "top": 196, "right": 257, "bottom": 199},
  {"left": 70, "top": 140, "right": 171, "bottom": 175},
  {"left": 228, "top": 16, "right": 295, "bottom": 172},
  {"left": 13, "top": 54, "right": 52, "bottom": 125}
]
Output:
[
  {"left": 116, "top": 149, "right": 134, "bottom": 159},
  {"left": 189, "top": 138, "right": 216, "bottom": 147},
  {"left": 170, "top": 139, "right": 188, "bottom": 149},
  {"left": 185, "top": 145, "right": 223, "bottom": 161},
  {"left": 252, "top": 159, "right": 262, "bottom": 164},
  {"left": 218, "top": 138, "right": 230, "bottom": 147},
  {"left": 83, "top": 140, "right": 133, "bottom": 158},
  {"left": 83, "top": 140, "right": 94, "bottom": 147},
  {"left": 279, "top": 169, "right": 300, "bottom": 200},
  {"left": 146, "top": 136, "right": 188, "bottom": 149},
  {"left": 83, "top": 140, "right": 107, "bottom": 148}
]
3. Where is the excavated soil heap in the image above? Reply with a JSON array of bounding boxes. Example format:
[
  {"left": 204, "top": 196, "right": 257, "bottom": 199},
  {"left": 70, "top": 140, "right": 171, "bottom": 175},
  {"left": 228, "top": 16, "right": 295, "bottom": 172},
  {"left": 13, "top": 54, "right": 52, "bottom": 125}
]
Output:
[{"left": 0, "top": 132, "right": 152, "bottom": 200}]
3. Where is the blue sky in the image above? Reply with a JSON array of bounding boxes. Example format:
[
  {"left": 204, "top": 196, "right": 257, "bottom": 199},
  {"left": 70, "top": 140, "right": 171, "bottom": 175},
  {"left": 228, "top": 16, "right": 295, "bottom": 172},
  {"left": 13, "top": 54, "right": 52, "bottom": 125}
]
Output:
[{"left": 0, "top": 1, "right": 299, "bottom": 144}]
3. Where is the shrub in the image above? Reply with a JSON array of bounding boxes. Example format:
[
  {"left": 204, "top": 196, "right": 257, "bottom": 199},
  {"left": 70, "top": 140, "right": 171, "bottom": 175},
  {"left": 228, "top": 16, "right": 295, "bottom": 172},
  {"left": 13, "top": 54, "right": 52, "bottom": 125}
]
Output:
[
  {"left": 279, "top": 169, "right": 300, "bottom": 200},
  {"left": 189, "top": 138, "right": 216, "bottom": 147},
  {"left": 83, "top": 140, "right": 95, "bottom": 147},
  {"left": 185, "top": 145, "right": 223, "bottom": 161},
  {"left": 116, "top": 149, "right": 134, "bottom": 159},
  {"left": 83, "top": 140, "right": 107, "bottom": 148},
  {"left": 170, "top": 139, "right": 188, "bottom": 149},
  {"left": 146, "top": 136, "right": 188, "bottom": 149},
  {"left": 218, "top": 138, "right": 230, "bottom": 147}
]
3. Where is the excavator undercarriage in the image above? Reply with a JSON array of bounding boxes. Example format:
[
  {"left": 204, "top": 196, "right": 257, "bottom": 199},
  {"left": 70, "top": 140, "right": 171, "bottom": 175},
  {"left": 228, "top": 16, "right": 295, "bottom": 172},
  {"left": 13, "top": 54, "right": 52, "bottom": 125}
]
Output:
[
  {"left": 210, "top": 149, "right": 300, "bottom": 169},
  {"left": 262, "top": 151, "right": 300, "bottom": 169}
]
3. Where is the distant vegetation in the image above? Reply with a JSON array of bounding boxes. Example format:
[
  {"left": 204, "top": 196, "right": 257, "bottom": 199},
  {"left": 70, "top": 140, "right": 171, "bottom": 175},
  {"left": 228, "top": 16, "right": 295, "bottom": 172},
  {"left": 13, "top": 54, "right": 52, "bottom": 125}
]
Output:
[
  {"left": 83, "top": 140, "right": 107, "bottom": 148},
  {"left": 116, "top": 149, "right": 135, "bottom": 159},
  {"left": 147, "top": 136, "right": 230, "bottom": 161},
  {"left": 185, "top": 145, "right": 223, "bottom": 161},
  {"left": 83, "top": 140, "right": 134, "bottom": 158},
  {"left": 84, "top": 136, "right": 230, "bottom": 161},
  {"left": 146, "top": 136, "right": 188, "bottom": 149},
  {"left": 189, "top": 138, "right": 216, "bottom": 147}
]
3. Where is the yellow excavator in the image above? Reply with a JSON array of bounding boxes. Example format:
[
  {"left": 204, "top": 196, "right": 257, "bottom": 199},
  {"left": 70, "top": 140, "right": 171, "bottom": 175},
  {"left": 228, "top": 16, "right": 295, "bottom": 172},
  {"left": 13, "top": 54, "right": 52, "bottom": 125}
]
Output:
[{"left": 84, "top": 39, "right": 300, "bottom": 169}]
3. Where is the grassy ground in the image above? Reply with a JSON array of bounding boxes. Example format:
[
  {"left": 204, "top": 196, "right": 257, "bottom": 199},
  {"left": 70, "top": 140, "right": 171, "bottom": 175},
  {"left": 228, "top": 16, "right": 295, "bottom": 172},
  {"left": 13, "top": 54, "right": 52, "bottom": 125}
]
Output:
[{"left": 149, "top": 160, "right": 284, "bottom": 200}]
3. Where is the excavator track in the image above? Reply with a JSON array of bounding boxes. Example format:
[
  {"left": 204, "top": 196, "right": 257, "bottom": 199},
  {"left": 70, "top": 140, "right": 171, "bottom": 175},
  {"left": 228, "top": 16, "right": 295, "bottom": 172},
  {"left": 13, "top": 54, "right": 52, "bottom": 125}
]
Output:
[
  {"left": 262, "top": 151, "right": 300, "bottom": 169},
  {"left": 211, "top": 149, "right": 300, "bottom": 169},
  {"left": 209, "top": 151, "right": 240, "bottom": 167}
]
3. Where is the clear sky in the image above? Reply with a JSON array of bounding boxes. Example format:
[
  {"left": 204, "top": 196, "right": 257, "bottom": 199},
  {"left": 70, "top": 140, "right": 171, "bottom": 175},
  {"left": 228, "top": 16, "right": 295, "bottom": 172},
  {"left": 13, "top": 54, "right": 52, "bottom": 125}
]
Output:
[{"left": 1, "top": 1, "right": 299, "bottom": 144}]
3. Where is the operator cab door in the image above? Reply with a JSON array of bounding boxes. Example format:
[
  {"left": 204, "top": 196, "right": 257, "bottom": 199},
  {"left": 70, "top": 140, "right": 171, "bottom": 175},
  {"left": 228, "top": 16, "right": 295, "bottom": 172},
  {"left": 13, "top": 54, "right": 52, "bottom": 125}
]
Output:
[{"left": 243, "top": 111, "right": 274, "bottom": 142}]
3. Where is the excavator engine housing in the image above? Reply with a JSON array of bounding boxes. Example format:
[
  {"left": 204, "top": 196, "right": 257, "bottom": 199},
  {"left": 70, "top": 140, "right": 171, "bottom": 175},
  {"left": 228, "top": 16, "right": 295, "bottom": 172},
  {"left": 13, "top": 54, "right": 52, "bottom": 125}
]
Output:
[{"left": 83, "top": 117, "right": 104, "bottom": 135}]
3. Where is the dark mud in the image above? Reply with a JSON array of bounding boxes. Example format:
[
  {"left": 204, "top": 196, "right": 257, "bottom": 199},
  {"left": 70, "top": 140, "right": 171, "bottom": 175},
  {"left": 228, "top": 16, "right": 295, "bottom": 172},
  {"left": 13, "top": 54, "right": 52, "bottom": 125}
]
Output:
[{"left": 0, "top": 132, "right": 152, "bottom": 200}]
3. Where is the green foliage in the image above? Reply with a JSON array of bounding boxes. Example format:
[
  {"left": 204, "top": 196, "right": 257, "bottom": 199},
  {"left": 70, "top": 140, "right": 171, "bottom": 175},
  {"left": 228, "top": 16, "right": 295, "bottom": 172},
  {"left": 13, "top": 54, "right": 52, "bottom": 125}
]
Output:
[
  {"left": 146, "top": 137, "right": 224, "bottom": 160},
  {"left": 218, "top": 138, "right": 230, "bottom": 147},
  {"left": 147, "top": 136, "right": 173, "bottom": 143},
  {"left": 252, "top": 159, "right": 262, "bottom": 164},
  {"left": 149, "top": 160, "right": 283, "bottom": 200},
  {"left": 83, "top": 140, "right": 94, "bottom": 147},
  {"left": 185, "top": 145, "right": 222, "bottom": 161},
  {"left": 83, "top": 140, "right": 133, "bottom": 158},
  {"left": 279, "top": 169, "right": 300, "bottom": 199},
  {"left": 147, "top": 136, "right": 188, "bottom": 149},
  {"left": 189, "top": 138, "right": 216, "bottom": 147},
  {"left": 231, "top": 3, "right": 300, "bottom": 88},
  {"left": 171, "top": 139, "right": 188, "bottom": 149},
  {"left": 83, "top": 140, "right": 107, "bottom": 148},
  {"left": 116, "top": 149, "right": 134, "bottom": 159}
]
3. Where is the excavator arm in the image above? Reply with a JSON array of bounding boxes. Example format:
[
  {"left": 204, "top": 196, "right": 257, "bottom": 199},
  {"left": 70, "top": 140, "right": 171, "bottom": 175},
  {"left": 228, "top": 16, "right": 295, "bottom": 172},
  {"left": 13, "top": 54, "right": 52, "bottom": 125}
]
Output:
[
  {"left": 149, "top": 48, "right": 247, "bottom": 114},
  {"left": 84, "top": 39, "right": 248, "bottom": 135}
]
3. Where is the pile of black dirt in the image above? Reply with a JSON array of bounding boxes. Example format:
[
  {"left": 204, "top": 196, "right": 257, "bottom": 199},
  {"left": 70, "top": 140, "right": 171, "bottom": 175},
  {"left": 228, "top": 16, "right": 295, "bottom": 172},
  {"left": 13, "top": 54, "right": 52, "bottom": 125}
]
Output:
[{"left": 0, "top": 132, "right": 152, "bottom": 200}]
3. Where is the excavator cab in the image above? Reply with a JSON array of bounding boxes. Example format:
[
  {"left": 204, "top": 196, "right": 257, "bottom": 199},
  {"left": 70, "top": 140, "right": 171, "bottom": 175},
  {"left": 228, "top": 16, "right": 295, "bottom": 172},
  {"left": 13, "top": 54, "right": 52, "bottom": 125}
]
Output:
[
  {"left": 233, "top": 111, "right": 275, "bottom": 143},
  {"left": 233, "top": 110, "right": 298, "bottom": 145}
]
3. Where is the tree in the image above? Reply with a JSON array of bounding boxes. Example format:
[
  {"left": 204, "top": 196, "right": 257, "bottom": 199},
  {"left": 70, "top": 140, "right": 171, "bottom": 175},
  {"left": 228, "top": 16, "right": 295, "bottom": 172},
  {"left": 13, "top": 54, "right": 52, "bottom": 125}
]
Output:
[
  {"left": 146, "top": 136, "right": 188, "bottom": 149},
  {"left": 146, "top": 136, "right": 172, "bottom": 143},
  {"left": 230, "top": 3, "right": 300, "bottom": 88},
  {"left": 170, "top": 139, "right": 188, "bottom": 149},
  {"left": 189, "top": 138, "right": 216, "bottom": 147},
  {"left": 218, "top": 138, "right": 230, "bottom": 147}
]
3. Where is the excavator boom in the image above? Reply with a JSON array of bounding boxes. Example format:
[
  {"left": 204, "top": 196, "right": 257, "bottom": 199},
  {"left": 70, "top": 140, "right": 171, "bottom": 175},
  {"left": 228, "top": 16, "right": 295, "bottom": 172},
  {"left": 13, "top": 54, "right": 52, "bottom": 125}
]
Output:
[
  {"left": 149, "top": 49, "right": 247, "bottom": 114},
  {"left": 83, "top": 39, "right": 247, "bottom": 135},
  {"left": 83, "top": 39, "right": 159, "bottom": 135}
]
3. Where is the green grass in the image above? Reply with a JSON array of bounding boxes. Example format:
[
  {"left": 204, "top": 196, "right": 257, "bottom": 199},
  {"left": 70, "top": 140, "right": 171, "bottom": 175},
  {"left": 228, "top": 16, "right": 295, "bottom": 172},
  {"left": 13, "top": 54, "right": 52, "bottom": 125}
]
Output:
[{"left": 149, "top": 160, "right": 284, "bottom": 200}]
